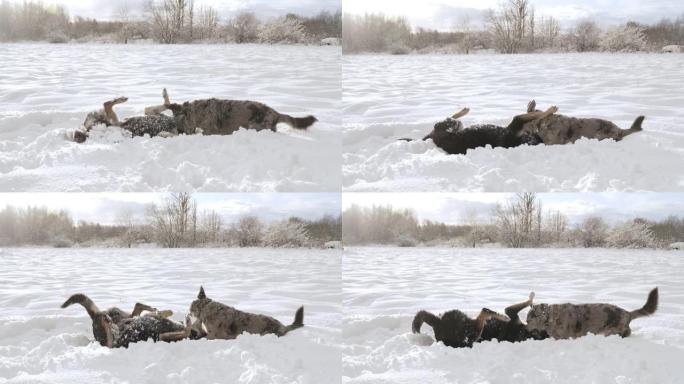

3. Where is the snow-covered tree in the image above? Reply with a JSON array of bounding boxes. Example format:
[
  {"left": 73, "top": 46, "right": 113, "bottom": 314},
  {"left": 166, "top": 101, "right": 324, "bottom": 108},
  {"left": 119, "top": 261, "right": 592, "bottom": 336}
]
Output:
[
  {"left": 572, "top": 19, "right": 601, "bottom": 52},
  {"left": 606, "top": 221, "right": 656, "bottom": 248},
  {"left": 600, "top": 23, "right": 647, "bottom": 52},
  {"left": 264, "top": 219, "right": 310, "bottom": 248},
  {"left": 258, "top": 16, "right": 307, "bottom": 44},
  {"left": 578, "top": 216, "right": 609, "bottom": 247},
  {"left": 235, "top": 216, "right": 263, "bottom": 247}
]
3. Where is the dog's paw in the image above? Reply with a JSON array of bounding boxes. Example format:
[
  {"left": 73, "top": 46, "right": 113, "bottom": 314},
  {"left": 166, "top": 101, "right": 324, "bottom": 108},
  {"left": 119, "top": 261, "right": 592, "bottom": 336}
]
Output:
[
  {"left": 548, "top": 105, "right": 559, "bottom": 114},
  {"left": 527, "top": 100, "right": 536, "bottom": 112}
]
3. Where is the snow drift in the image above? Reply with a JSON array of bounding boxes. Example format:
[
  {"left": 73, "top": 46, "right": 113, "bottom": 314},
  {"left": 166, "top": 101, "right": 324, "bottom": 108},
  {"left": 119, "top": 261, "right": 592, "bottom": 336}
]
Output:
[
  {"left": 0, "top": 248, "right": 342, "bottom": 383},
  {"left": 342, "top": 247, "right": 684, "bottom": 383},
  {"left": 343, "top": 53, "right": 684, "bottom": 192},
  {"left": 0, "top": 44, "right": 341, "bottom": 192}
]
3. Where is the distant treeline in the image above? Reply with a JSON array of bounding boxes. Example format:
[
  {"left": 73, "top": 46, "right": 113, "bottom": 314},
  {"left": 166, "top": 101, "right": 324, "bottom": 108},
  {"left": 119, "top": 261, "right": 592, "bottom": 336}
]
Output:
[
  {"left": 0, "top": 193, "right": 341, "bottom": 248},
  {"left": 0, "top": 0, "right": 341, "bottom": 44},
  {"left": 343, "top": 0, "right": 684, "bottom": 54},
  {"left": 342, "top": 193, "right": 684, "bottom": 249}
]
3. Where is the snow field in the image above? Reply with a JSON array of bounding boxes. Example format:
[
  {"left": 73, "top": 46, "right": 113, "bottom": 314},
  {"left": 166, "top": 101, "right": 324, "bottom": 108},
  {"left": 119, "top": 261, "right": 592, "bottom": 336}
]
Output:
[
  {"left": 342, "top": 247, "right": 684, "bottom": 383},
  {"left": 0, "top": 248, "right": 342, "bottom": 383}
]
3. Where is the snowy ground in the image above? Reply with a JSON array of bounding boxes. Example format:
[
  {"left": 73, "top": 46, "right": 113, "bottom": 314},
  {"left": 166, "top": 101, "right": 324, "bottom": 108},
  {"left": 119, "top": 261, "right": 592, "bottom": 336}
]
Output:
[
  {"left": 0, "top": 44, "right": 341, "bottom": 192},
  {"left": 343, "top": 53, "right": 684, "bottom": 192},
  {"left": 342, "top": 247, "right": 684, "bottom": 383},
  {"left": 0, "top": 248, "right": 341, "bottom": 383}
]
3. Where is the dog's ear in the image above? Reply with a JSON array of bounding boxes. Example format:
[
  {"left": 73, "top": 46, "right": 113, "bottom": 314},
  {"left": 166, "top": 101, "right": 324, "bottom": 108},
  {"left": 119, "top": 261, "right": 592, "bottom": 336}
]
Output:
[{"left": 198, "top": 286, "right": 206, "bottom": 300}]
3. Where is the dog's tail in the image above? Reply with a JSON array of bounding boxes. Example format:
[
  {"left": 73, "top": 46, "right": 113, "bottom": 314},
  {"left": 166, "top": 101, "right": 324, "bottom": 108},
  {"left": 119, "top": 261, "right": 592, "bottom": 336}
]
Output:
[
  {"left": 278, "top": 114, "right": 317, "bottom": 130},
  {"left": 61, "top": 293, "right": 101, "bottom": 320},
  {"left": 629, "top": 287, "right": 658, "bottom": 320},
  {"left": 629, "top": 116, "right": 645, "bottom": 132},
  {"left": 282, "top": 306, "right": 304, "bottom": 335},
  {"left": 412, "top": 310, "right": 441, "bottom": 334}
]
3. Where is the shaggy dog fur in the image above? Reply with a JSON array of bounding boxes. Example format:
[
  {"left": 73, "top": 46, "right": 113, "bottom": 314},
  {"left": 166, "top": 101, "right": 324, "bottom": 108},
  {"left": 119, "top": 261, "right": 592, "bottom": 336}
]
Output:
[
  {"left": 188, "top": 286, "right": 304, "bottom": 340},
  {"left": 401, "top": 106, "right": 557, "bottom": 155},
  {"left": 73, "top": 89, "right": 317, "bottom": 143},
  {"left": 412, "top": 293, "right": 547, "bottom": 348},
  {"left": 526, "top": 288, "right": 658, "bottom": 339},
  {"left": 61, "top": 293, "right": 196, "bottom": 348},
  {"left": 520, "top": 100, "right": 644, "bottom": 144}
]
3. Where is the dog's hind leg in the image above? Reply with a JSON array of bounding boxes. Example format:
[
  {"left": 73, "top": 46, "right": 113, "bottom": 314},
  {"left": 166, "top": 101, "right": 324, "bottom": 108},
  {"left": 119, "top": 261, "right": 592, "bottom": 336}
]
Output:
[
  {"left": 451, "top": 107, "right": 470, "bottom": 119},
  {"left": 526, "top": 100, "right": 537, "bottom": 113},
  {"left": 504, "top": 292, "right": 535, "bottom": 323},
  {"left": 507, "top": 106, "right": 558, "bottom": 132},
  {"left": 103, "top": 97, "right": 128, "bottom": 126},
  {"left": 131, "top": 303, "right": 157, "bottom": 317},
  {"left": 160, "top": 315, "right": 193, "bottom": 343},
  {"left": 475, "top": 308, "right": 510, "bottom": 341},
  {"left": 144, "top": 88, "right": 172, "bottom": 116}
]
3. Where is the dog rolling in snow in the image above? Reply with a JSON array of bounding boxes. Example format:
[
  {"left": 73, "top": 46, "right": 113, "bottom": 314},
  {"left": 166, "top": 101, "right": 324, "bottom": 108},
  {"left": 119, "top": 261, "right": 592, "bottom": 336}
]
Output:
[
  {"left": 412, "top": 293, "right": 547, "bottom": 348},
  {"left": 61, "top": 293, "right": 197, "bottom": 348},
  {"left": 520, "top": 100, "right": 644, "bottom": 144},
  {"left": 72, "top": 89, "right": 317, "bottom": 143},
  {"left": 401, "top": 105, "right": 558, "bottom": 155},
  {"left": 526, "top": 287, "right": 658, "bottom": 339},
  {"left": 187, "top": 286, "right": 304, "bottom": 340}
]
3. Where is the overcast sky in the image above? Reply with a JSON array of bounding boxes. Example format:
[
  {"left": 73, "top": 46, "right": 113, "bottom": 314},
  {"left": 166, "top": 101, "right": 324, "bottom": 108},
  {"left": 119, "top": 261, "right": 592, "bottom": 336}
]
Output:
[
  {"left": 344, "top": 0, "right": 684, "bottom": 30},
  {"left": 12, "top": 0, "right": 339, "bottom": 20},
  {"left": 343, "top": 193, "right": 684, "bottom": 225},
  {"left": 0, "top": 193, "right": 340, "bottom": 225}
]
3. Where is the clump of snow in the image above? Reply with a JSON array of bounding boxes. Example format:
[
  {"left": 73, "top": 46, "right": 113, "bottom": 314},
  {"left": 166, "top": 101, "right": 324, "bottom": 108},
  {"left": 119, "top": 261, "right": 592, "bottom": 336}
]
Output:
[
  {"left": 343, "top": 53, "right": 684, "bottom": 191},
  {"left": 0, "top": 44, "right": 341, "bottom": 192},
  {"left": 0, "top": 248, "right": 341, "bottom": 383},
  {"left": 342, "top": 247, "right": 684, "bottom": 383}
]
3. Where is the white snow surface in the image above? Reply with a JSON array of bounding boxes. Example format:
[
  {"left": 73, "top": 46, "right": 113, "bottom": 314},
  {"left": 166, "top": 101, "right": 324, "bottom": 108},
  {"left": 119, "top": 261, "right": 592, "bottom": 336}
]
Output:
[
  {"left": 343, "top": 53, "right": 684, "bottom": 192},
  {"left": 342, "top": 247, "right": 684, "bottom": 383},
  {"left": 0, "top": 44, "right": 341, "bottom": 192},
  {"left": 0, "top": 248, "right": 341, "bottom": 383}
]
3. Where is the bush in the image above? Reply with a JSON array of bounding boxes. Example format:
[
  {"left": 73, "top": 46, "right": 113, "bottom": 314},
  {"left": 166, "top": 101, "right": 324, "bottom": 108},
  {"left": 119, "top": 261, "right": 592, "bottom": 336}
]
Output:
[
  {"left": 397, "top": 237, "right": 417, "bottom": 247},
  {"left": 52, "top": 237, "right": 73, "bottom": 248}
]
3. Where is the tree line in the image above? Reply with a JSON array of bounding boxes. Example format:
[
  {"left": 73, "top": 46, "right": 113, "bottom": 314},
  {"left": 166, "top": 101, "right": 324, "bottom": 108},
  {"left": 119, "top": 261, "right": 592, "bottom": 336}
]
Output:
[
  {"left": 342, "top": 193, "right": 684, "bottom": 249},
  {"left": 0, "top": 193, "right": 341, "bottom": 248},
  {"left": 342, "top": 0, "right": 684, "bottom": 54},
  {"left": 0, "top": 0, "right": 341, "bottom": 44}
]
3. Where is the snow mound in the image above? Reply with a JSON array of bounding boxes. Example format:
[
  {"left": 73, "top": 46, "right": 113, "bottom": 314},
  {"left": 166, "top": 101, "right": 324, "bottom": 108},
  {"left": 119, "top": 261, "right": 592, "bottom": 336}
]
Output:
[
  {"left": 342, "top": 247, "right": 684, "bottom": 383},
  {"left": 0, "top": 248, "right": 342, "bottom": 383},
  {"left": 0, "top": 44, "right": 341, "bottom": 192},
  {"left": 343, "top": 53, "right": 684, "bottom": 191}
]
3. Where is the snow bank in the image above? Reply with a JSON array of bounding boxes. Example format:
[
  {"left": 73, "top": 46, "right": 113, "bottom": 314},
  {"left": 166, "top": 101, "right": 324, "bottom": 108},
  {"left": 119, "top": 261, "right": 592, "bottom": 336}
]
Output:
[
  {"left": 343, "top": 53, "right": 684, "bottom": 191},
  {"left": 0, "top": 248, "right": 342, "bottom": 383},
  {"left": 0, "top": 44, "right": 341, "bottom": 192},
  {"left": 342, "top": 247, "right": 684, "bottom": 383}
]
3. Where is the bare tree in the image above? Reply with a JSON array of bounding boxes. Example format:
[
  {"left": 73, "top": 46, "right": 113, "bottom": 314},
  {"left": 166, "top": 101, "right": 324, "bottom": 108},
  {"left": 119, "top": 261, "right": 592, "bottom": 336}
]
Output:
[
  {"left": 454, "top": 14, "right": 474, "bottom": 54},
  {"left": 495, "top": 192, "right": 542, "bottom": 247},
  {"left": 235, "top": 216, "right": 263, "bottom": 247},
  {"left": 227, "top": 12, "right": 259, "bottom": 43},
  {"left": 573, "top": 19, "right": 601, "bottom": 52},
  {"left": 488, "top": 0, "right": 533, "bottom": 53},
  {"left": 539, "top": 15, "right": 560, "bottom": 49},
  {"left": 195, "top": 5, "right": 218, "bottom": 40},
  {"left": 149, "top": 192, "right": 195, "bottom": 247},
  {"left": 579, "top": 216, "right": 608, "bottom": 247},
  {"left": 146, "top": 0, "right": 190, "bottom": 43}
]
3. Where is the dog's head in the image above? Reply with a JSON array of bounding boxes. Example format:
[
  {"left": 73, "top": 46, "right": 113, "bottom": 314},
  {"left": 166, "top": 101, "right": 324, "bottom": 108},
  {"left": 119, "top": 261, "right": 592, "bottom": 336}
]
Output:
[
  {"left": 432, "top": 117, "right": 464, "bottom": 134},
  {"left": 91, "top": 312, "right": 114, "bottom": 347},
  {"left": 189, "top": 286, "right": 212, "bottom": 318},
  {"left": 525, "top": 304, "right": 551, "bottom": 331}
]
